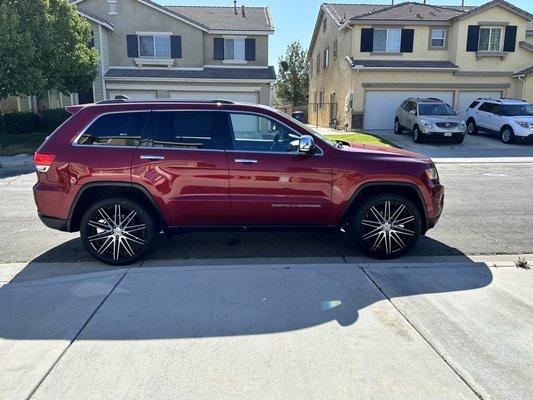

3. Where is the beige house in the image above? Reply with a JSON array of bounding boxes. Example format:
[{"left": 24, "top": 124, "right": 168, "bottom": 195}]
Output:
[
  {"left": 308, "top": 0, "right": 533, "bottom": 130},
  {"left": 1, "top": 0, "right": 275, "bottom": 113}
]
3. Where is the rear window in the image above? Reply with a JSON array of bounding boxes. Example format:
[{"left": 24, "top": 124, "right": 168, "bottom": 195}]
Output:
[
  {"left": 77, "top": 112, "right": 149, "bottom": 146},
  {"left": 468, "top": 101, "right": 479, "bottom": 109},
  {"left": 149, "top": 111, "right": 226, "bottom": 150}
]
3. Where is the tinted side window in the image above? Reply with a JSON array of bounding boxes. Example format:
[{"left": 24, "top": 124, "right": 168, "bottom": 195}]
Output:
[
  {"left": 405, "top": 101, "right": 416, "bottom": 113},
  {"left": 150, "top": 111, "right": 226, "bottom": 150},
  {"left": 78, "top": 112, "right": 149, "bottom": 146},
  {"left": 478, "top": 102, "right": 493, "bottom": 112},
  {"left": 229, "top": 113, "right": 300, "bottom": 153},
  {"left": 469, "top": 101, "right": 479, "bottom": 109}
]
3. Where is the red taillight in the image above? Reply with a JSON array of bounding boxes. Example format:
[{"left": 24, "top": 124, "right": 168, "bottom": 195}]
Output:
[{"left": 34, "top": 152, "right": 55, "bottom": 172}]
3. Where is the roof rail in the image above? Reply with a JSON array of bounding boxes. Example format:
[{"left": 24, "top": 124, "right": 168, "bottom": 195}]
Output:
[{"left": 95, "top": 98, "right": 236, "bottom": 105}]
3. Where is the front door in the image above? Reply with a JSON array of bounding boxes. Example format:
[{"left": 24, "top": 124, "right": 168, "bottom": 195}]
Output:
[
  {"left": 225, "top": 112, "right": 333, "bottom": 226},
  {"left": 131, "top": 110, "right": 231, "bottom": 227}
]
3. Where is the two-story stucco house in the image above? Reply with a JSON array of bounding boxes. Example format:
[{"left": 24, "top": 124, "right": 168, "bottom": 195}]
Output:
[
  {"left": 0, "top": 0, "right": 275, "bottom": 114},
  {"left": 308, "top": 0, "right": 533, "bottom": 130}
]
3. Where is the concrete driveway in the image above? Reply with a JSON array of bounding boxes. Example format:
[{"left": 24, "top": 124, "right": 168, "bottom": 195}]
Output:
[
  {"left": 372, "top": 129, "right": 533, "bottom": 160},
  {"left": 1, "top": 260, "right": 531, "bottom": 400}
]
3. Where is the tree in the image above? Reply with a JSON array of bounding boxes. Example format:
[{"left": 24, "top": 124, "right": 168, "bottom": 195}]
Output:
[
  {"left": 0, "top": 0, "right": 98, "bottom": 99},
  {"left": 275, "top": 41, "right": 309, "bottom": 107}
]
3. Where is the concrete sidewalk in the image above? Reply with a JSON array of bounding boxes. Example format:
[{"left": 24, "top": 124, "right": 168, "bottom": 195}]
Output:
[{"left": 0, "top": 260, "right": 531, "bottom": 400}]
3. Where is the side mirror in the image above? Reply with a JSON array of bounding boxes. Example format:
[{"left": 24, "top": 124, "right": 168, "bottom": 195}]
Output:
[
  {"left": 299, "top": 135, "right": 315, "bottom": 153},
  {"left": 409, "top": 109, "right": 416, "bottom": 115}
]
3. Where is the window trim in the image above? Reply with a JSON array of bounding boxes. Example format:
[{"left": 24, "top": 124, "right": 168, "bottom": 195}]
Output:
[
  {"left": 429, "top": 28, "right": 447, "bottom": 50},
  {"left": 373, "top": 28, "right": 402, "bottom": 53},
  {"left": 478, "top": 26, "right": 503, "bottom": 52},
  {"left": 137, "top": 33, "right": 172, "bottom": 59}
]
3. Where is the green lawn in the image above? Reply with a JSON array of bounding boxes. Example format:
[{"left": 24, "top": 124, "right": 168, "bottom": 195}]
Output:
[
  {"left": 324, "top": 132, "right": 398, "bottom": 148},
  {"left": 0, "top": 132, "right": 49, "bottom": 156}
]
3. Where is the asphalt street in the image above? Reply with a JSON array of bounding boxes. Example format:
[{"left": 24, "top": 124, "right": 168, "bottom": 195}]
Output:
[{"left": 0, "top": 162, "right": 532, "bottom": 263}]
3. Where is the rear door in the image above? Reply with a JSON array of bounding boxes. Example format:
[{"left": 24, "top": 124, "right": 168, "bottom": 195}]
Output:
[
  {"left": 131, "top": 110, "right": 231, "bottom": 227},
  {"left": 225, "top": 111, "right": 333, "bottom": 226}
]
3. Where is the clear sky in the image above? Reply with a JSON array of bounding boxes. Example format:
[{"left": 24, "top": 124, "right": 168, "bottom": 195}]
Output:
[{"left": 157, "top": 0, "right": 533, "bottom": 66}]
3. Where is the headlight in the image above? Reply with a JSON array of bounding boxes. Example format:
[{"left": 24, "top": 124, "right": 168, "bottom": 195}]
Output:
[
  {"left": 515, "top": 121, "right": 531, "bottom": 129},
  {"left": 420, "top": 120, "right": 433, "bottom": 129},
  {"left": 425, "top": 165, "right": 439, "bottom": 182}
]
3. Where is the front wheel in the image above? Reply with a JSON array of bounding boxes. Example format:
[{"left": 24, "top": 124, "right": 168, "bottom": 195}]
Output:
[
  {"left": 394, "top": 119, "right": 402, "bottom": 135},
  {"left": 351, "top": 194, "right": 422, "bottom": 259},
  {"left": 501, "top": 126, "right": 515, "bottom": 144},
  {"left": 413, "top": 126, "right": 423, "bottom": 143},
  {"left": 466, "top": 119, "right": 478, "bottom": 135},
  {"left": 80, "top": 198, "right": 156, "bottom": 265}
]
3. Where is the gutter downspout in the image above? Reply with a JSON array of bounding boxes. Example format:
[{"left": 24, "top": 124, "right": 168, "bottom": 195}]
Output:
[{"left": 98, "top": 24, "right": 107, "bottom": 101}]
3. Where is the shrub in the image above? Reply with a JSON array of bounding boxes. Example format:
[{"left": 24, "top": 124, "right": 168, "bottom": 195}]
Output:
[
  {"left": 0, "top": 108, "right": 70, "bottom": 134},
  {"left": 41, "top": 109, "right": 70, "bottom": 132},
  {"left": 0, "top": 112, "right": 41, "bottom": 134}
]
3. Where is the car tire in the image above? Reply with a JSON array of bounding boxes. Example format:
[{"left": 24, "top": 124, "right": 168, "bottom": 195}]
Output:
[
  {"left": 394, "top": 118, "right": 402, "bottom": 135},
  {"left": 413, "top": 125, "right": 423, "bottom": 143},
  {"left": 500, "top": 126, "right": 515, "bottom": 144},
  {"left": 80, "top": 197, "right": 156, "bottom": 265},
  {"left": 466, "top": 119, "right": 478, "bottom": 135},
  {"left": 351, "top": 193, "right": 422, "bottom": 259}
]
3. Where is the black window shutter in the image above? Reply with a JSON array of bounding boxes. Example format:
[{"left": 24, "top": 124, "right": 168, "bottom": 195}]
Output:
[
  {"left": 360, "top": 28, "right": 374, "bottom": 52},
  {"left": 214, "top": 38, "right": 224, "bottom": 60},
  {"left": 466, "top": 25, "right": 480, "bottom": 52},
  {"left": 170, "top": 35, "right": 182, "bottom": 58},
  {"left": 400, "top": 29, "right": 414, "bottom": 52},
  {"left": 503, "top": 25, "right": 517, "bottom": 52},
  {"left": 245, "top": 38, "right": 256, "bottom": 61},
  {"left": 127, "top": 34, "right": 139, "bottom": 57}
]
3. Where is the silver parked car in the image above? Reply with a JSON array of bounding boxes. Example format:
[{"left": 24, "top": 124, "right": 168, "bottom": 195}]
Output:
[{"left": 394, "top": 98, "right": 466, "bottom": 143}]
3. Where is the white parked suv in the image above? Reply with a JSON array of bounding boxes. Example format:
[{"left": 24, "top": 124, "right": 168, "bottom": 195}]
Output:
[{"left": 465, "top": 98, "right": 533, "bottom": 144}]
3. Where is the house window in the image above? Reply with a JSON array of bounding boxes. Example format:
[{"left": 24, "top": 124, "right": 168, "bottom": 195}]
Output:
[
  {"left": 431, "top": 28, "right": 446, "bottom": 48},
  {"left": 319, "top": 91, "right": 324, "bottom": 108},
  {"left": 333, "top": 39, "right": 338, "bottom": 59},
  {"left": 322, "top": 16, "right": 327, "bottom": 32},
  {"left": 323, "top": 48, "right": 329, "bottom": 69},
  {"left": 107, "top": 0, "right": 117, "bottom": 15},
  {"left": 139, "top": 35, "right": 171, "bottom": 58},
  {"left": 224, "top": 38, "right": 245, "bottom": 61},
  {"left": 373, "top": 28, "right": 401, "bottom": 52},
  {"left": 478, "top": 26, "right": 502, "bottom": 52},
  {"left": 316, "top": 53, "right": 320, "bottom": 73}
]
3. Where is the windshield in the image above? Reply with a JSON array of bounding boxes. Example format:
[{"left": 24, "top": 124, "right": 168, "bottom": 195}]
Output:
[
  {"left": 418, "top": 103, "right": 456, "bottom": 116},
  {"left": 502, "top": 104, "right": 533, "bottom": 116}
]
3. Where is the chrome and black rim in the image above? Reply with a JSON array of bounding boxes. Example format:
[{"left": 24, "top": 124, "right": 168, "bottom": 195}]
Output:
[
  {"left": 502, "top": 129, "right": 512, "bottom": 143},
  {"left": 86, "top": 204, "right": 147, "bottom": 261},
  {"left": 360, "top": 200, "right": 416, "bottom": 255},
  {"left": 467, "top": 122, "right": 475, "bottom": 134}
]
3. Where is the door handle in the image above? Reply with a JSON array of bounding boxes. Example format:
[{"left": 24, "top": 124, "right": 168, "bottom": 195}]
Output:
[
  {"left": 140, "top": 155, "right": 165, "bottom": 161},
  {"left": 234, "top": 158, "right": 258, "bottom": 164}
]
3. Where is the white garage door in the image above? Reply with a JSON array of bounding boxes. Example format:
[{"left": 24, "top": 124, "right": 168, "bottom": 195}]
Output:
[
  {"left": 170, "top": 91, "right": 259, "bottom": 104},
  {"left": 108, "top": 90, "right": 157, "bottom": 100},
  {"left": 457, "top": 91, "right": 501, "bottom": 119},
  {"left": 364, "top": 91, "right": 454, "bottom": 130}
]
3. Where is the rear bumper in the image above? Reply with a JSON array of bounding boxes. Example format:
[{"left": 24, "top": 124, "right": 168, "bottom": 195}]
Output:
[
  {"left": 423, "top": 131, "right": 465, "bottom": 141},
  {"left": 38, "top": 213, "right": 69, "bottom": 232}
]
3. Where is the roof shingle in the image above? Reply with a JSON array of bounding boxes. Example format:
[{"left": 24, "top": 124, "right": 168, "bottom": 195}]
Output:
[
  {"left": 165, "top": 5, "right": 273, "bottom": 32},
  {"left": 105, "top": 67, "right": 276, "bottom": 80}
]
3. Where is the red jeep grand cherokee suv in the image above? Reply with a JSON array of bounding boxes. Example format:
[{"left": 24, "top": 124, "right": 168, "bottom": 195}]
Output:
[{"left": 33, "top": 99, "right": 443, "bottom": 265}]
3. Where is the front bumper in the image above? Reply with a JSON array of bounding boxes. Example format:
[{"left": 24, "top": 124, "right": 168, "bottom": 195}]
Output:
[
  {"left": 421, "top": 131, "right": 465, "bottom": 141},
  {"left": 515, "top": 133, "right": 533, "bottom": 144}
]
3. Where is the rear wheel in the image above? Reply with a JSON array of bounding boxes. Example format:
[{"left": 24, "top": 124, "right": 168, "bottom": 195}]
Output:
[
  {"left": 466, "top": 119, "right": 478, "bottom": 135},
  {"left": 413, "top": 125, "right": 423, "bottom": 143},
  {"left": 351, "top": 194, "right": 422, "bottom": 259},
  {"left": 80, "top": 198, "right": 156, "bottom": 265},
  {"left": 501, "top": 126, "right": 515, "bottom": 144}
]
